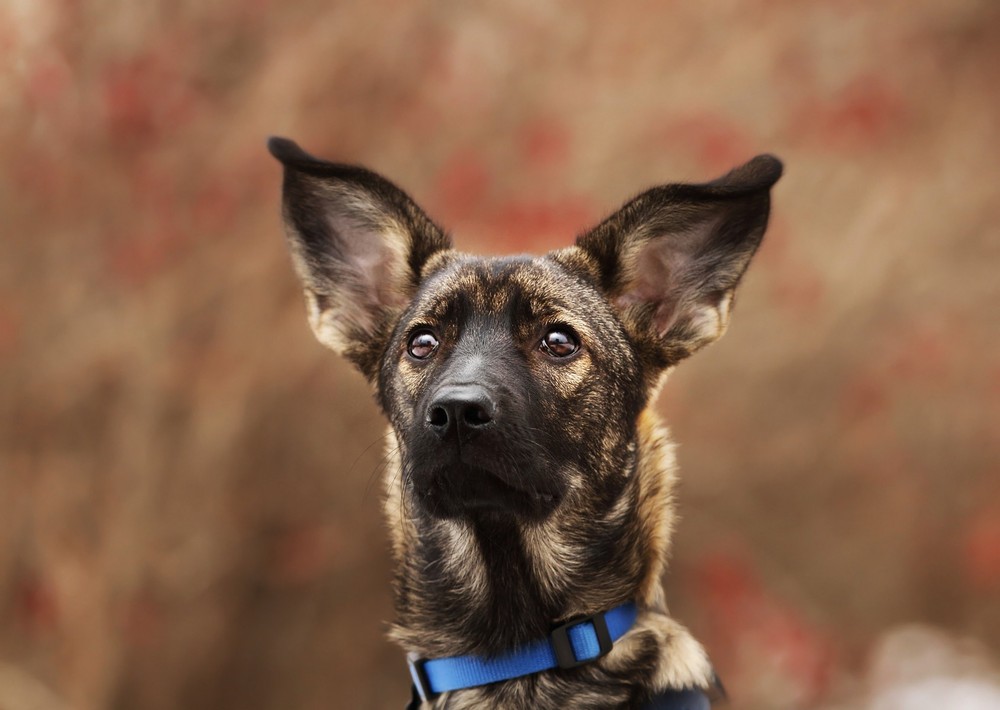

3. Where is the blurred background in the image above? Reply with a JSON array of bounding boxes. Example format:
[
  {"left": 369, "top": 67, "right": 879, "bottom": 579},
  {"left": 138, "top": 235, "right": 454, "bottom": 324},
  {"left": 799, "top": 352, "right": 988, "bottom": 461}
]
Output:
[{"left": 2, "top": 1, "right": 999, "bottom": 708}]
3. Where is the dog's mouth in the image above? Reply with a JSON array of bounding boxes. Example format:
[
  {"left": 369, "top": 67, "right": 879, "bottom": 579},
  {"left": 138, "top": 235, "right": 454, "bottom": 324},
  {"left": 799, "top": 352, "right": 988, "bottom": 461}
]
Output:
[{"left": 410, "top": 463, "right": 562, "bottom": 519}]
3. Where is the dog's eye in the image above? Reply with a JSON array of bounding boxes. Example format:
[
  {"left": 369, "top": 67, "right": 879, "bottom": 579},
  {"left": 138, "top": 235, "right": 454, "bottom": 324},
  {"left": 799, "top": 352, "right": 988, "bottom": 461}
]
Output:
[
  {"left": 408, "top": 330, "right": 439, "bottom": 359},
  {"left": 540, "top": 329, "right": 578, "bottom": 358}
]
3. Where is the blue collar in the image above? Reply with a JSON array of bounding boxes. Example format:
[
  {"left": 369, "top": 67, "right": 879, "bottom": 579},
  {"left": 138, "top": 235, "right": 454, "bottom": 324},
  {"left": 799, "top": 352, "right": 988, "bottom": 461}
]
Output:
[{"left": 407, "top": 602, "right": 639, "bottom": 702}]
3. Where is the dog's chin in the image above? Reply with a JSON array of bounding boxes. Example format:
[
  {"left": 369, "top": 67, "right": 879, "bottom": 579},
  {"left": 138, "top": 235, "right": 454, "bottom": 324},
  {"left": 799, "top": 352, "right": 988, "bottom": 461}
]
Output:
[{"left": 410, "top": 463, "right": 562, "bottom": 521}]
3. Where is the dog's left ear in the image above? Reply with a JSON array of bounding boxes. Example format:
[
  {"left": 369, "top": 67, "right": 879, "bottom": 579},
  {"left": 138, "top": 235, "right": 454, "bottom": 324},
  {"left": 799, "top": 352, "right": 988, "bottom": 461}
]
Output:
[
  {"left": 571, "top": 155, "right": 782, "bottom": 365},
  {"left": 268, "top": 137, "right": 451, "bottom": 379}
]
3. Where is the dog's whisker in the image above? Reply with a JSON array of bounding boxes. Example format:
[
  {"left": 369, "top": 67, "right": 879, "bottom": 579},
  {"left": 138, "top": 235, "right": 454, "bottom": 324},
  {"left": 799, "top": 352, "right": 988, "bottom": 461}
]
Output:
[{"left": 361, "top": 438, "right": 400, "bottom": 502}]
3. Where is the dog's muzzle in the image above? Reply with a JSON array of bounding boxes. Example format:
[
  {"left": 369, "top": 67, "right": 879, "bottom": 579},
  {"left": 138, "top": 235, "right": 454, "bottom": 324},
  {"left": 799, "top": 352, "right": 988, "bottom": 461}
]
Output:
[{"left": 409, "top": 379, "right": 563, "bottom": 519}]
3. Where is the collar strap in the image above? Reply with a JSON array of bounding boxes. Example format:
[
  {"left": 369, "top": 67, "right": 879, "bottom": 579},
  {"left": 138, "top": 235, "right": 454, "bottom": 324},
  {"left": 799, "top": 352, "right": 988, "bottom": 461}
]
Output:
[{"left": 407, "top": 602, "right": 639, "bottom": 702}]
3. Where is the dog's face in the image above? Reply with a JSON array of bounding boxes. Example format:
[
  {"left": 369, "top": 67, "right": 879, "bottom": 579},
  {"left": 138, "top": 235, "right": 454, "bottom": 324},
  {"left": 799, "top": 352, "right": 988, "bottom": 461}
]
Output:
[
  {"left": 378, "top": 254, "right": 645, "bottom": 521},
  {"left": 269, "top": 138, "right": 780, "bottom": 527}
]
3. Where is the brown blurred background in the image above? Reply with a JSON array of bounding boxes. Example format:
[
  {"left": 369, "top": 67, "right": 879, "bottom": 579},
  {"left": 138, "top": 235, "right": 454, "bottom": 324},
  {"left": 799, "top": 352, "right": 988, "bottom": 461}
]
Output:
[{"left": 2, "top": 1, "right": 999, "bottom": 708}]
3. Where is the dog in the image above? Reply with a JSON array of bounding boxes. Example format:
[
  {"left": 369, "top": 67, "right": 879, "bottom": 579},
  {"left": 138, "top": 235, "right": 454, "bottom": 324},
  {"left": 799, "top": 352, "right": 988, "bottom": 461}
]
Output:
[{"left": 267, "top": 137, "right": 781, "bottom": 709}]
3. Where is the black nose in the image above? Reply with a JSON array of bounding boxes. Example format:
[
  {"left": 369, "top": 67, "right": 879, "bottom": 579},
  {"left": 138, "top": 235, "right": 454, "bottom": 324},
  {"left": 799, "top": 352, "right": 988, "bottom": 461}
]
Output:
[{"left": 426, "top": 385, "right": 495, "bottom": 440}]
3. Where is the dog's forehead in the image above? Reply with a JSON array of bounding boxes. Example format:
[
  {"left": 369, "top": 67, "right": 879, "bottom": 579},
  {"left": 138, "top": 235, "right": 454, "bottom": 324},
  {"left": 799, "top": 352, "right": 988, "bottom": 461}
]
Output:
[{"left": 411, "top": 254, "right": 599, "bottom": 323}]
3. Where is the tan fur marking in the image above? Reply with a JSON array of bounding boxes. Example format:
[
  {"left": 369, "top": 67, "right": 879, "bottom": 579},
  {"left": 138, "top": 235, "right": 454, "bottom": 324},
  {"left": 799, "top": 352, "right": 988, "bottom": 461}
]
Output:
[
  {"left": 440, "top": 520, "right": 488, "bottom": 599},
  {"left": 607, "top": 611, "right": 714, "bottom": 690},
  {"left": 381, "top": 434, "right": 414, "bottom": 560},
  {"left": 634, "top": 409, "right": 679, "bottom": 605}
]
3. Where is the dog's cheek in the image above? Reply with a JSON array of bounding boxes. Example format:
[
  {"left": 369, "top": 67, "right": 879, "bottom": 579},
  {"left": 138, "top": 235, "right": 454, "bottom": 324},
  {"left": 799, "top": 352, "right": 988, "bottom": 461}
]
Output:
[
  {"left": 531, "top": 353, "right": 634, "bottom": 495},
  {"left": 577, "top": 365, "right": 645, "bottom": 491},
  {"left": 532, "top": 355, "right": 594, "bottom": 448},
  {"left": 379, "top": 348, "right": 431, "bottom": 433}
]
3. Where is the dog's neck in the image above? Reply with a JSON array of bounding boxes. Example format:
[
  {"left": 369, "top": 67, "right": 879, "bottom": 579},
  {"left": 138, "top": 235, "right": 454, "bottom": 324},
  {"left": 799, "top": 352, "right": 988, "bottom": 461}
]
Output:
[{"left": 384, "top": 409, "right": 677, "bottom": 659}]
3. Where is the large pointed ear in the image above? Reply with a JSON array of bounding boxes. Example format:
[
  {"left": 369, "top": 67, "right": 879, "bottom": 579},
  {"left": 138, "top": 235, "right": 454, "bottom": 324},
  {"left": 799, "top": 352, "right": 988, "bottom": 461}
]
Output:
[
  {"left": 567, "top": 155, "right": 782, "bottom": 366},
  {"left": 267, "top": 137, "right": 451, "bottom": 378}
]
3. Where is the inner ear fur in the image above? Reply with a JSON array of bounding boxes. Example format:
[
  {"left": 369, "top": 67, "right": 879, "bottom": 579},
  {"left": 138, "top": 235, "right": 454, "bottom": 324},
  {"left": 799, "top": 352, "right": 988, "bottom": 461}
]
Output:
[
  {"left": 571, "top": 154, "right": 782, "bottom": 365},
  {"left": 268, "top": 137, "right": 451, "bottom": 378}
]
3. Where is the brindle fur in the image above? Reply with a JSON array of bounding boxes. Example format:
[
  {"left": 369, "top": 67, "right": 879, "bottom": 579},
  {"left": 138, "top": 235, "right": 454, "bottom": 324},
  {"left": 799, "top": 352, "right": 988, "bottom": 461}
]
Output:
[{"left": 268, "top": 137, "right": 781, "bottom": 708}]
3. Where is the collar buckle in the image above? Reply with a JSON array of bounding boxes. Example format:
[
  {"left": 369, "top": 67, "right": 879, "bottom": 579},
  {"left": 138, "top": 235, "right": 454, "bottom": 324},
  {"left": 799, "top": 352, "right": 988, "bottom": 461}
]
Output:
[
  {"left": 407, "top": 652, "right": 434, "bottom": 703},
  {"left": 550, "top": 610, "right": 614, "bottom": 669}
]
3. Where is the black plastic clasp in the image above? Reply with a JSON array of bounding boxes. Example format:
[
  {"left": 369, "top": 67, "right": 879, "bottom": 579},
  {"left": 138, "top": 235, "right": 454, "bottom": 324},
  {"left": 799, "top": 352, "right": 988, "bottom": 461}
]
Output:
[
  {"left": 550, "top": 611, "right": 614, "bottom": 669},
  {"left": 407, "top": 653, "right": 435, "bottom": 703}
]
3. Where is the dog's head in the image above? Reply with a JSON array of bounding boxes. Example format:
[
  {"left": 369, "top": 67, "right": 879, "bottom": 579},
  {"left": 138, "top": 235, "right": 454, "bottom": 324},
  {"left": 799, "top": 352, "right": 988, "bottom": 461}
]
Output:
[{"left": 269, "top": 138, "right": 780, "bottom": 525}]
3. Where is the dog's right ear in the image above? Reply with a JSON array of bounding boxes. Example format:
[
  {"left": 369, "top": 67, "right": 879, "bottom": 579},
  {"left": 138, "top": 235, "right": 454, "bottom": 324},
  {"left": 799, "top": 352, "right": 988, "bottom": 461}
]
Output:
[{"left": 268, "top": 137, "right": 451, "bottom": 378}]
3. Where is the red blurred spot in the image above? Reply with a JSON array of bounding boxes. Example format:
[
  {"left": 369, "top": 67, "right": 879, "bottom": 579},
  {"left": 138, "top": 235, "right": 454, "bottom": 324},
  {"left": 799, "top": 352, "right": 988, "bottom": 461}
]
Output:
[
  {"left": 885, "top": 325, "right": 952, "bottom": 381},
  {"left": 692, "top": 550, "right": 837, "bottom": 703},
  {"left": 268, "top": 524, "right": 342, "bottom": 587},
  {"left": 103, "top": 63, "right": 156, "bottom": 142},
  {"left": 791, "top": 76, "right": 906, "bottom": 151},
  {"left": 489, "top": 197, "right": 596, "bottom": 252},
  {"left": 433, "top": 151, "right": 492, "bottom": 222},
  {"left": 694, "top": 549, "right": 760, "bottom": 625},
  {"left": 392, "top": 94, "right": 442, "bottom": 139},
  {"left": 123, "top": 594, "right": 163, "bottom": 648},
  {"left": 14, "top": 574, "right": 59, "bottom": 634},
  {"left": 840, "top": 374, "right": 890, "bottom": 422},
  {"left": 518, "top": 118, "right": 570, "bottom": 169},
  {"left": 108, "top": 228, "right": 184, "bottom": 288},
  {"left": 961, "top": 509, "right": 1000, "bottom": 592},
  {"left": 655, "top": 114, "right": 755, "bottom": 173},
  {"left": 24, "top": 57, "right": 72, "bottom": 108},
  {"left": 759, "top": 606, "right": 837, "bottom": 699},
  {"left": 769, "top": 264, "right": 825, "bottom": 318},
  {"left": 193, "top": 181, "right": 239, "bottom": 233},
  {"left": 0, "top": 24, "right": 14, "bottom": 59},
  {"left": 101, "top": 45, "right": 203, "bottom": 145},
  {"left": 107, "top": 161, "right": 198, "bottom": 286}
]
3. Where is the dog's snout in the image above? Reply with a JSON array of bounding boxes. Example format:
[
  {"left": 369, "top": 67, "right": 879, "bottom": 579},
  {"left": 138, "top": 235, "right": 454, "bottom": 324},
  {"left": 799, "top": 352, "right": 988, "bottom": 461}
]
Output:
[{"left": 426, "top": 385, "right": 495, "bottom": 440}]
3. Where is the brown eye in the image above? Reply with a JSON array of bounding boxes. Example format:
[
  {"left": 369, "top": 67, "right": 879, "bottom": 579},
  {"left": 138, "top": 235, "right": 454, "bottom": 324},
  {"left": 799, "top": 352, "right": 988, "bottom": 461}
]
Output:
[
  {"left": 408, "top": 330, "right": 439, "bottom": 359},
  {"left": 540, "top": 329, "right": 579, "bottom": 358}
]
